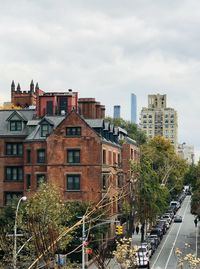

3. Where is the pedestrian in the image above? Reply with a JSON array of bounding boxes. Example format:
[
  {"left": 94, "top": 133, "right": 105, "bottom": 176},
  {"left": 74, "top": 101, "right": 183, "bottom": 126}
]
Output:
[
  {"left": 194, "top": 218, "right": 198, "bottom": 227},
  {"left": 132, "top": 225, "right": 135, "bottom": 234},
  {"left": 136, "top": 225, "right": 139, "bottom": 234}
]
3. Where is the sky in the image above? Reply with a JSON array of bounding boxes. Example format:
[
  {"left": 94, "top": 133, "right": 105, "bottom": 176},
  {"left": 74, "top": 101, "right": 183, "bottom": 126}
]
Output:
[{"left": 0, "top": 0, "right": 200, "bottom": 160}]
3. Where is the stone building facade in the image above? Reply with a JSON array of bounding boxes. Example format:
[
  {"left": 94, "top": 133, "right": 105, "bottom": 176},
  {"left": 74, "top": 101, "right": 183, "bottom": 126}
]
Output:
[{"left": 140, "top": 94, "right": 178, "bottom": 149}]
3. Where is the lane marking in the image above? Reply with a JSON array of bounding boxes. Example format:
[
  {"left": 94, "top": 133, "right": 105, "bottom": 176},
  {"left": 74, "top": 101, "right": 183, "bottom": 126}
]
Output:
[
  {"left": 196, "top": 223, "right": 198, "bottom": 257},
  {"left": 151, "top": 197, "right": 190, "bottom": 269},
  {"left": 164, "top": 198, "right": 190, "bottom": 269}
]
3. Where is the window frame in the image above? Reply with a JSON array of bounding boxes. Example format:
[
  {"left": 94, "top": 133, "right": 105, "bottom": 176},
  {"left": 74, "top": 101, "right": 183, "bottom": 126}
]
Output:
[
  {"left": 41, "top": 124, "right": 49, "bottom": 137},
  {"left": 66, "top": 127, "right": 81, "bottom": 137},
  {"left": 36, "top": 174, "right": 46, "bottom": 187},
  {"left": 5, "top": 142, "right": 23, "bottom": 156},
  {"left": 5, "top": 166, "right": 23, "bottom": 181},
  {"left": 10, "top": 120, "right": 22, "bottom": 131},
  {"left": 67, "top": 149, "right": 80, "bottom": 164},
  {"left": 26, "top": 174, "right": 31, "bottom": 190},
  {"left": 37, "top": 149, "right": 46, "bottom": 164},
  {"left": 26, "top": 149, "right": 31, "bottom": 164},
  {"left": 4, "top": 192, "right": 23, "bottom": 205},
  {"left": 66, "top": 174, "right": 80, "bottom": 191}
]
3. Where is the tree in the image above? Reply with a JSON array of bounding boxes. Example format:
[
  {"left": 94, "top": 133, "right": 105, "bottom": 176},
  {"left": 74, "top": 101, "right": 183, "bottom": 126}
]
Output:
[
  {"left": 131, "top": 136, "right": 187, "bottom": 238},
  {"left": 0, "top": 103, "right": 22, "bottom": 110},
  {"left": 0, "top": 203, "right": 16, "bottom": 266},
  {"left": 113, "top": 238, "right": 138, "bottom": 269},
  {"left": 184, "top": 161, "right": 200, "bottom": 216},
  {"left": 24, "top": 183, "right": 69, "bottom": 268}
]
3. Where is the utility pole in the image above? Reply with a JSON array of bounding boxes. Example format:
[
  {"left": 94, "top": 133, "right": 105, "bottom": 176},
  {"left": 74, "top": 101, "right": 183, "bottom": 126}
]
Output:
[{"left": 82, "top": 215, "right": 86, "bottom": 269}]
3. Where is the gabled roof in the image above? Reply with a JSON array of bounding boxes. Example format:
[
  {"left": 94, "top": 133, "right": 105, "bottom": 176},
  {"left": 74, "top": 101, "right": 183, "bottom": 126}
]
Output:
[
  {"left": 39, "top": 117, "right": 55, "bottom": 126},
  {"left": 25, "top": 116, "right": 65, "bottom": 141},
  {"left": 0, "top": 110, "right": 35, "bottom": 136},
  {"left": 6, "top": 110, "right": 28, "bottom": 122}
]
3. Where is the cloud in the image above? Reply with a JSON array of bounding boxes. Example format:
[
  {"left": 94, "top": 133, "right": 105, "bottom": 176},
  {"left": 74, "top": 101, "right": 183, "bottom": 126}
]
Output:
[{"left": 0, "top": 0, "right": 200, "bottom": 157}]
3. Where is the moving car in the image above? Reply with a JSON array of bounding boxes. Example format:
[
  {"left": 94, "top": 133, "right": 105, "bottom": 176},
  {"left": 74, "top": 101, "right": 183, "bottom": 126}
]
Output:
[{"left": 174, "top": 215, "right": 182, "bottom": 223}]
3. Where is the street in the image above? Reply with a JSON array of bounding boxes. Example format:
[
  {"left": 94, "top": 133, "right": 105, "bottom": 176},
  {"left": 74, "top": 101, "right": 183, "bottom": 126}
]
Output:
[
  {"left": 88, "top": 195, "right": 199, "bottom": 269},
  {"left": 151, "top": 195, "right": 199, "bottom": 269}
]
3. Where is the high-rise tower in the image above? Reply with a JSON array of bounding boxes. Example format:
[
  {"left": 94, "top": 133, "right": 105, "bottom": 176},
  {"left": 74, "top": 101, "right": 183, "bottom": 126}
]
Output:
[
  {"left": 113, "top": 105, "right": 121, "bottom": 119},
  {"left": 140, "top": 94, "right": 178, "bottom": 148},
  {"left": 131, "top": 93, "right": 137, "bottom": 123}
]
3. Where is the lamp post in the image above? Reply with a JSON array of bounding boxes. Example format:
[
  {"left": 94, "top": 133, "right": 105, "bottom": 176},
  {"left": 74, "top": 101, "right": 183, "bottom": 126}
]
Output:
[{"left": 13, "top": 196, "right": 27, "bottom": 269}]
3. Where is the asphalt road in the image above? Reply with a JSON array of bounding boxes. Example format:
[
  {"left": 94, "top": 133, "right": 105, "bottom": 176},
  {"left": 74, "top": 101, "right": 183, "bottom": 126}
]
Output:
[{"left": 151, "top": 195, "right": 199, "bottom": 269}]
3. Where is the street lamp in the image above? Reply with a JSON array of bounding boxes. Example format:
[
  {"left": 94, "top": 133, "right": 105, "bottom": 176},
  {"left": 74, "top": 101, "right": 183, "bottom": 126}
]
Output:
[{"left": 13, "top": 196, "right": 27, "bottom": 269}]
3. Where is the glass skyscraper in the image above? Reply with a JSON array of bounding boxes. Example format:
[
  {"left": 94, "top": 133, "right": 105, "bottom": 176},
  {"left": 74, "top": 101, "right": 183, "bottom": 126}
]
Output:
[{"left": 131, "top": 93, "right": 137, "bottom": 123}]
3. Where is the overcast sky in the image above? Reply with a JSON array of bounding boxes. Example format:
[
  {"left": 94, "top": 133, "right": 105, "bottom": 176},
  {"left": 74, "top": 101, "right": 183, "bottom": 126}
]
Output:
[{"left": 0, "top": 0, "right": 200, "bottom": 160}]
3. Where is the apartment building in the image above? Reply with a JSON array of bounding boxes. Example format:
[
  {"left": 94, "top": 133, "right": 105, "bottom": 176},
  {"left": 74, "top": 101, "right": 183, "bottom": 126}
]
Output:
[
  {"left": 140, "top": 94, "right": 178, "bottom": 148},
  {"left": 0, "top": 84, "right": 139, "bottom": 223},
  {"left": 177, "top": 143, "right": 194, "bottom": 164}
]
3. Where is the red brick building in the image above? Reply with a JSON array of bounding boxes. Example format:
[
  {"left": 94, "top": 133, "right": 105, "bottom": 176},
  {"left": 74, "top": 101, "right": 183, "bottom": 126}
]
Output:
[{"left": 1, "top": 85, "right": 139, "bottom": 222}]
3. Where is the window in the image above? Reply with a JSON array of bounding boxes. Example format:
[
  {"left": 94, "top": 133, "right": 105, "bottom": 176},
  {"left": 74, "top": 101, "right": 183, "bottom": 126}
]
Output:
[
  {"left": 26, "top": 174, "right": 31, "bottom": 190},
  {"left": 41, "top": 124, "right": 49, "bottom": 137},
  {"left": 67, "top": 149, "right": 80, "bottom": 164},
  {"left": 66, "top": 127, "right": 81, "bottom": 136},
  {"left": 131, "top": 149, "right": 134, "bottom": 159},
  {"left": 36, "top": 174, "right": 46, "bottom": 187},
  {"left": 103, "top": 150, "right": 106, "bottom": 164},
  {"left": 102, "top": 174, "right": 108, "bottom": 190},
  {"left": 5, "top": 167, "right": 23, "bottom": 181},
  {"left": 4, "top": 192, "right": 23, "bottom": 205},
  {"left": 118, "top": 153, "right": 121, "bottom": 165},
  {"left": 10, "top": 121, "right": 22, "bottom": 131},
  {"left": 37, "top": 149, "right": 46, "bottom": 163},
  {"left": 117, "top": 175, "right": 123, "bottom": 188},
  {"left": 66, "top": 174, "right": 80, "bottom": 191},
  {"left": 6, "top": 143, "right": 23, "bottom": 156},
  {"left": 27, "top": 149, "right": 31, "bottom": 163}
]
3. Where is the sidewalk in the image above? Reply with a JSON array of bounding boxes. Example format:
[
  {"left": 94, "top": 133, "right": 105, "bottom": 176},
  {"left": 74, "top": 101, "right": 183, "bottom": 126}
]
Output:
[{"left": 88, "top": 233, "right": 142, "bottom": 269}]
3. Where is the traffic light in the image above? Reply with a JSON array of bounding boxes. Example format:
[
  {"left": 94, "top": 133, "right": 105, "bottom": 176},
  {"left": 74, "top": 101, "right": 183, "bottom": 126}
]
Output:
[{"left": 115, "top": 225, "right": 123, "bottom": 235}]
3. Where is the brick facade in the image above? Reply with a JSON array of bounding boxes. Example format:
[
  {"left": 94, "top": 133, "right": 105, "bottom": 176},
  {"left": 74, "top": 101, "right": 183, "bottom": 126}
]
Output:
[{"left": 0, "top": 88, "right": 140, "bottom": 218}]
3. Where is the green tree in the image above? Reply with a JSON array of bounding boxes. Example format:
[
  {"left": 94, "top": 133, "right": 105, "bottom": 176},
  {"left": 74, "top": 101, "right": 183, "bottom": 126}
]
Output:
[
  {"left": 130, "top": 136, "right": 188, "bottom": 238},
  {"left": 24, "top": 183, "right": 69, "bottom": 268}
]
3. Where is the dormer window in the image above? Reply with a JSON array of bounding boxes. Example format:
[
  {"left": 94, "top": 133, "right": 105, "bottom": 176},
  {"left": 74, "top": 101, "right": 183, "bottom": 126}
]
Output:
[
  {"left": 41, "top": 124, "right": 49, "bottom": 137},
  {"left": 10, "top": 120, "right": 22, "bottom": 131}
]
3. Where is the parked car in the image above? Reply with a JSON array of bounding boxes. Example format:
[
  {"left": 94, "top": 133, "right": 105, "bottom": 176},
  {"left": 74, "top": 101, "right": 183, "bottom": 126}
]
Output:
[
  {"left": 156, "top": 219, "right": 168, "bottom": 232},
  {"left": 174, "top": 215, "right": 182, "bottom": 223},
  {"left": 150, "top": 227, "right": 163, "bottom": 240},
  {"left": 170, "top": 201, "right": 180, "bottom": 211},
  {"left": 166, "top": 209, "right": 175, "bottom": 219},
  {"left": 162, "top": 214, "right": 172, "bottom": 224},
  {"left": 147, "top": 234, "right": 160, "bottom": 246},
  {"left": 141, "top": 242, "right": 153, "bottom": 257},
  {"left": 145, "top": 236, "right": 158, "bottom": 253},
  {"left": 136, "top": 246, "right": 150, "bottom": 269}
]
